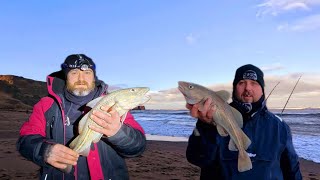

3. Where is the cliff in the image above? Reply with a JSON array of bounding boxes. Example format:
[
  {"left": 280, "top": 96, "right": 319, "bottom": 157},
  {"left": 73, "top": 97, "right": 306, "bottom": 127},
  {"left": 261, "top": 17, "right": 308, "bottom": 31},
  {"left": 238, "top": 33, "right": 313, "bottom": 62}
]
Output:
[{"left": 0, "top": 75, "right": 47, "bottom": 111}]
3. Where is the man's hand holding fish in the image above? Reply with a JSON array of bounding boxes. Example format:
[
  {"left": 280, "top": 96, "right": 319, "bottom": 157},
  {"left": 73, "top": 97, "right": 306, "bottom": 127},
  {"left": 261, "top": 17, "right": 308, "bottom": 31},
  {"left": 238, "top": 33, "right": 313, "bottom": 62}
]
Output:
[{"left": 89, "top": 105, "right": 122, "bottom": 137}]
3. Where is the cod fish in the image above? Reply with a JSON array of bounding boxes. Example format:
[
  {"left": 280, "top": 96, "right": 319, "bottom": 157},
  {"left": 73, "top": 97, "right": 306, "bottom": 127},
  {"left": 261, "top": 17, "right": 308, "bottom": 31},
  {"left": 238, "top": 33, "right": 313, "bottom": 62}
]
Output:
[
  {"left": 69, "top": 87, "right": 150, "bottom": 156},
  {"left": 178, "top": 81, "right": 252, "bottom": 172}
]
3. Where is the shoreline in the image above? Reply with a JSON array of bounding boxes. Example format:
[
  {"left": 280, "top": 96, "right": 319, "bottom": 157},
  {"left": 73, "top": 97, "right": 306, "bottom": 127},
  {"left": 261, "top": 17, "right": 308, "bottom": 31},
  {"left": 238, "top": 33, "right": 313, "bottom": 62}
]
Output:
[
  {"left": 0, "top": 110, "right": 319, "bottom": 179},
  {"left": 0, "top": 138, "right": 319, "bottom": 179},
  {"left": 145, "top": 134, "right": 320, "bottom": 164},
  {"left": 127, "top": 140, "right": 320, "bottom": 179}
]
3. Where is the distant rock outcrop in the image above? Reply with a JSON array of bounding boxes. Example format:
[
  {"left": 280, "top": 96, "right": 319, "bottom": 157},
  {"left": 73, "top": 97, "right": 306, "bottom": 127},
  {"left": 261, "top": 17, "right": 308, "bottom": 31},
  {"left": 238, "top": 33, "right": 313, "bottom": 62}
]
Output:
[
  {"left": 132, "top": 106, "right": 146, "bottom": 110},
  {"left": 0, "top": 75, "right": 47, "bottom": 111}
]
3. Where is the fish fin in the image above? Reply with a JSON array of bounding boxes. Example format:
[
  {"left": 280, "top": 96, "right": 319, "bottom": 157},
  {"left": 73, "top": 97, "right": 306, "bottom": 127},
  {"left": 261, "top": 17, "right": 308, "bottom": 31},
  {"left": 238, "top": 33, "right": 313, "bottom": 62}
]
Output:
[
  {"left": 216, "top": 90, "right": 230, "bottom": 102},
  {"left": 213, "top": 110, "right": 230, "bottom": 137},
  {"left": 78, "top": 113, "right": 90, "bottom": 134},
  {"left": 211, "top": 120, "right": 217, "bottom": 126},
  {"left": 217, "top": 125, "right": 228, "bottom": 137},
  {"left": 196, "top": 99, "right": 207, "bottom": 112},
  {"left": 231, "top": 106, "right": 243, "bottom": 128},
  {"left": 193, "top": 127, "right": 200, "bottom": 136},
  {"left": 120, "top": 111, "right": 128, "bottom": 124},
  {"left": 240, "top": 130, "right": 251, "bottom": 150},
  {"left": 228, "top": 139, "right": 238, "bottom": 151},
  {"left": 86, "top": 97, "right": 104, "bottom": 108},
  {"left": 69, "top": 136, "right": 79, "bottom": 149},
  {"left": 213, "top": 109, "right": 222, "bottom": 122},
  {"left": 93, "top": 133, "right": 103, "bottom": 143},
  {"left": 238, "top": 150, "right": 252, "bottom": 172}
]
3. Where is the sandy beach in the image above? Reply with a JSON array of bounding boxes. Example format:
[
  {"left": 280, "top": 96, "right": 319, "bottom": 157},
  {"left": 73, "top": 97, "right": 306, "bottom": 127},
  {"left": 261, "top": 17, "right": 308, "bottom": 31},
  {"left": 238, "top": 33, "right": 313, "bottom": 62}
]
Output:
[{"left": 1, "top": 110, "right": 319, "bottom": 179}]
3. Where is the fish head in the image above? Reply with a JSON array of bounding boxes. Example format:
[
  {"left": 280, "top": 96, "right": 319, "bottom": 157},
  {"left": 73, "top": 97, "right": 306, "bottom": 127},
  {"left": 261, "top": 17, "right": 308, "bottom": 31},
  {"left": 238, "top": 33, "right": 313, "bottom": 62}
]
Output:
[
  {"left": 113, "top": 87, "right": 150, "bottom": 110},
  {"left": 178, "top": 81, "right": 209, "bottom": 105}
]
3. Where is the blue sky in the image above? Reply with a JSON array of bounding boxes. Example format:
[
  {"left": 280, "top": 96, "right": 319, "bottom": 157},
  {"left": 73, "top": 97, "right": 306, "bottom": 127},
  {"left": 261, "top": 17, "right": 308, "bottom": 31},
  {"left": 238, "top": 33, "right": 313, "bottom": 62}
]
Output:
[{"left": 1, "top": 1, "right": 320, "bottom": 109}]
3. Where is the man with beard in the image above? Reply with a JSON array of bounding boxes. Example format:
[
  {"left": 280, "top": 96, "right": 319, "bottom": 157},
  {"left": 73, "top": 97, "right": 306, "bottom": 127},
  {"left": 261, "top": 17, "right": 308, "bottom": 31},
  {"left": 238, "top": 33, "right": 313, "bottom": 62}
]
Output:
[
  {"left": 185, "top": 64, "right": 302, "bottom": 179},
  {"left": 17, "top": 54, "right": 146, "bottom": 179}
]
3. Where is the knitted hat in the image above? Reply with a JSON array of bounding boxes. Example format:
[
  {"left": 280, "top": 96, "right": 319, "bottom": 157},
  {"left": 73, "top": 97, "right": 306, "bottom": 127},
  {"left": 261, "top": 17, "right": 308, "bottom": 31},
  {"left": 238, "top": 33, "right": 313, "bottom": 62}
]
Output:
[
  {"left": 61, "top": 54, "right": 96, "bottom": 77},
  {"left": 232, "top": 64, "right": 264, "bottom": 92}
]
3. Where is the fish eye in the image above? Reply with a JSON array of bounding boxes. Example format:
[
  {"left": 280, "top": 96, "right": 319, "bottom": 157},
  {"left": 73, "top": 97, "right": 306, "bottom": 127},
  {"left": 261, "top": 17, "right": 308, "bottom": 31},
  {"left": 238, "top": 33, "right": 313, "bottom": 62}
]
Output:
[
  {"left": 188, "top": 85, "right": 194, "bottom": 89},
  {"left": 130, "top": 88, "right": 135, "bottom": 92}
]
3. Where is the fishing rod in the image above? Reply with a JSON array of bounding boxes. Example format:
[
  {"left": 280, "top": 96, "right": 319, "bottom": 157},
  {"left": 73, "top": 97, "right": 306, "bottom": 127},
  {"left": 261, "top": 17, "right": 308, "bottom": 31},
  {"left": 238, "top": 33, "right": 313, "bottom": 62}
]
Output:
[
  {"left": 266, "top": 81, "right": 280, "bottom": 101},
  {"left": 280, "top": 75, "right": 302, "bottom": 117}
]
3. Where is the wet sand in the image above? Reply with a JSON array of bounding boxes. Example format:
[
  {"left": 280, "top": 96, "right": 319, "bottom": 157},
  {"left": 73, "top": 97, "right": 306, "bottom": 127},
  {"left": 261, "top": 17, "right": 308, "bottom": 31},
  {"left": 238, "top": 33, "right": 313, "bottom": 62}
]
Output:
[{"left": 1, "top": 110, "right": 319, "bottom": 179}]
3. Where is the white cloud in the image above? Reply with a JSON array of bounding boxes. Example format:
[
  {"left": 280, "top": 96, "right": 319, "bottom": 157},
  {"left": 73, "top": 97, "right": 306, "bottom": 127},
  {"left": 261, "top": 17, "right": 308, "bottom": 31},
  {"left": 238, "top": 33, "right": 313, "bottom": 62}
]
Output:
[
  {"left": 264, "top": 73, "right": 320, "bottom": 108},
  {"left": 277, "top": 23, "right": 290, "bottom": 31},
  {"left": 257, "top": 0, "right": 320, "bottom": 17},
  {"left": 107, "top": 85, "right": 123, "bottom": 92},
  {"left": 257, "top": 0, "right": 320, "bottom": 32},
  {"left": 261, "top": 63, "right": 285, "bottom": 72},
  {"left": 277, "top": 14, "right": 320, "bottom": 31},
  {"left": 185, "top": 33, "right": 198, "bottom": 45},
  {"left": 145, "top": 73, "right": 320, "bottom": 110},
  {"left": 284, "top": 2, "right": 309, "bottom": 10},
  {"left": 145, "top": 88, "right": 186, "bottom": 110}
]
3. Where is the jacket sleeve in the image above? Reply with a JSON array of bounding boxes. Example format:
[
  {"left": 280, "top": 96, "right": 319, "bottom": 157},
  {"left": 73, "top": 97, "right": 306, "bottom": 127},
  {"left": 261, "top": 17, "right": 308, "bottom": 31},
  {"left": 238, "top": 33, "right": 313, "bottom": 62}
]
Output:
[
  {"left": 280, "top": 122, "right": 303, "bottom": 180},
  {"left": 186, "top": 120, "right": 219, "bottom": 168},
  {"left": 16, "top": 98, "right": 54, "bottom": 167},
  {"left": 103, "top": 112, "right": 146, "bottom": 157}
]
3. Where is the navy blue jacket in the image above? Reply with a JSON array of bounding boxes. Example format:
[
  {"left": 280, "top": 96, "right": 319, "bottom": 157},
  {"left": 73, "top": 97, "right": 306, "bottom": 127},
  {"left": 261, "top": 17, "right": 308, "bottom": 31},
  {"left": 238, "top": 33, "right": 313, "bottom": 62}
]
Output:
[{"left": 186, "top": 106, "right": 302, "bottom": 180}]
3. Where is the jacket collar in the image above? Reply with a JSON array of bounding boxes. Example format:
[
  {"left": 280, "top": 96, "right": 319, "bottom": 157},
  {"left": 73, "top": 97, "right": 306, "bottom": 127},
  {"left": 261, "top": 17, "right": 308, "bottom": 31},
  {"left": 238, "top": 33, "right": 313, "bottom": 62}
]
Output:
[{"left": 46, "top": 70, "right": 108, "bottom": 106}]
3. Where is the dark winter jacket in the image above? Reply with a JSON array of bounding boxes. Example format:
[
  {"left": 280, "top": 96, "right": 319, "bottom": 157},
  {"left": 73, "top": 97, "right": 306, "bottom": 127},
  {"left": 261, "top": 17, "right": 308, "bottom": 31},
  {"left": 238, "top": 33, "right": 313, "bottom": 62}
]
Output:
[
  {"left": 16, "top": 71, "right": 146, "bottom": 180},
  {"left": 186, "top": 105, "right": 302, "bottom": 180}
]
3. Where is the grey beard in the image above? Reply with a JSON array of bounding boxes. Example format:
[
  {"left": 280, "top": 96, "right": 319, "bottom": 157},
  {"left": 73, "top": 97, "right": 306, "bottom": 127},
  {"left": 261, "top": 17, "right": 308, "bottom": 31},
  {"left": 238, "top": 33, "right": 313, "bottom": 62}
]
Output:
[{"left": 71, "top": 89, "right": 92, "bottom": 96}]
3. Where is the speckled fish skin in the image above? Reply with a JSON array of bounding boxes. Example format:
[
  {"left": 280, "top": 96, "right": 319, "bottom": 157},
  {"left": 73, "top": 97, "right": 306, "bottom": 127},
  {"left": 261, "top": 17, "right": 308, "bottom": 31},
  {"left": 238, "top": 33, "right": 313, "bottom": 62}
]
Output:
[{"left": 69, "top": 87, "right": 150, "bottom": 157}]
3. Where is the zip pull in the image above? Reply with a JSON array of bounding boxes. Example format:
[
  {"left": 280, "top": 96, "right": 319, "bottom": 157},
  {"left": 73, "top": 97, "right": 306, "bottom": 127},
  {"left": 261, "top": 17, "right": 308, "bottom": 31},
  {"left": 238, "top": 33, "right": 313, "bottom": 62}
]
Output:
[
  {"left": 65, "top": 103, "right": 73, "bottom": 126},
  {"left": 65, "top": 116, "right": 71, "bottom": 126}
]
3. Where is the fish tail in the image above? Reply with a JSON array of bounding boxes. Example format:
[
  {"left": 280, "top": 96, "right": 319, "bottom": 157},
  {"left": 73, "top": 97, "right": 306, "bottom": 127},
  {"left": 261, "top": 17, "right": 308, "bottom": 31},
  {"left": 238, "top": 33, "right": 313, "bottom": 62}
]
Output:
[{"left": 238, "top": 150, "right": 252, "bottom": 172}]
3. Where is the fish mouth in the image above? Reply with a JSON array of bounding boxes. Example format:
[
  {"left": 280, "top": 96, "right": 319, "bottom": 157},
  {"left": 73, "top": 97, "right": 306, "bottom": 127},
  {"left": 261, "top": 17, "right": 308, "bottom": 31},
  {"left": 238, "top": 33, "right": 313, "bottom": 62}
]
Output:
[
  {"left": 142, "top": 95, "right": 151, "bottom": 103},
  {"left": 178, "top": 81, "right": 188, "bottom": 87},
  {"left": 178, "top": 86, "right": 190, "bottom": 100},
  {"left": 178, "top": 87, "right": 198, "bottom": 105},
  {"left": 138, "top": 87, "right": 150, "bottom": 95},
  {"left": 178, "top": 82, "right": 187, "bottom": 93},
  {"left": 178, "top": 82, "right": 196, "bottom": 104},
  {"left": 142, "top": 87, "right": 150, "bottom": 102},
  {"left": 178, "top": 86, "right": 184, "bottom": 94}
]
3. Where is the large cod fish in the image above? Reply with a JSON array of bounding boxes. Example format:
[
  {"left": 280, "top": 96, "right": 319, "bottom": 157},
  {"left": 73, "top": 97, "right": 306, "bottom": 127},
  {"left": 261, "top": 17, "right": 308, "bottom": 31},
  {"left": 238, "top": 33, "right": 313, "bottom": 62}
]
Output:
[
  {"left": 69, "top": 87, "right": 150, "bottom": 157},
  {"left": 178, "top": 81, "right": 252, "bottom": 172}
]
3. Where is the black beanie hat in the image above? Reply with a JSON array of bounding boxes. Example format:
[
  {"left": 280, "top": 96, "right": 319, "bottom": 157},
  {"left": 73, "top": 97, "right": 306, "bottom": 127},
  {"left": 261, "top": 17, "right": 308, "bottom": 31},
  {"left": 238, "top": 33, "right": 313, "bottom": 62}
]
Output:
[
  {"left": 232, "top": 64, "right": 264, "bottom": 91},
  {"left": 61, "top": 54, "right": 96, "bottom": 77}
]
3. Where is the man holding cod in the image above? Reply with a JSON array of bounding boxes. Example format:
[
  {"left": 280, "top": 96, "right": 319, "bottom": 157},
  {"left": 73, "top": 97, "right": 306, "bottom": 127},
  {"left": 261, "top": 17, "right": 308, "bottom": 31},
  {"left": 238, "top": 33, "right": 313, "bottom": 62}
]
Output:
[
  {"left": 17, "top": 54, "right": 147, "bottom": 180},
  {"left": 183, "top": 64, "right": 302, "bottom": 179}
]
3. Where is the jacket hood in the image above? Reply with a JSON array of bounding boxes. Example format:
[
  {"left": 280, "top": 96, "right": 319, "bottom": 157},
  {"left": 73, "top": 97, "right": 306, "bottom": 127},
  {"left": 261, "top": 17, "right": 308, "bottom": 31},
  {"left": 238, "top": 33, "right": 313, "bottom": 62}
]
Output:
[{"left": 46, "top": 70, "right": 108, "bottom": 104}]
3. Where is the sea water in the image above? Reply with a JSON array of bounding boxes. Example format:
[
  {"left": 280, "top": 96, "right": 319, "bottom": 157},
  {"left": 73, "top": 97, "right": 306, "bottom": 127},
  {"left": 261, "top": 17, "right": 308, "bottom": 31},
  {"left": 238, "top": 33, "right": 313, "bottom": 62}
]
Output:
[{"left": 131, "top": 109, "right": 320, "bottom": 163}]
